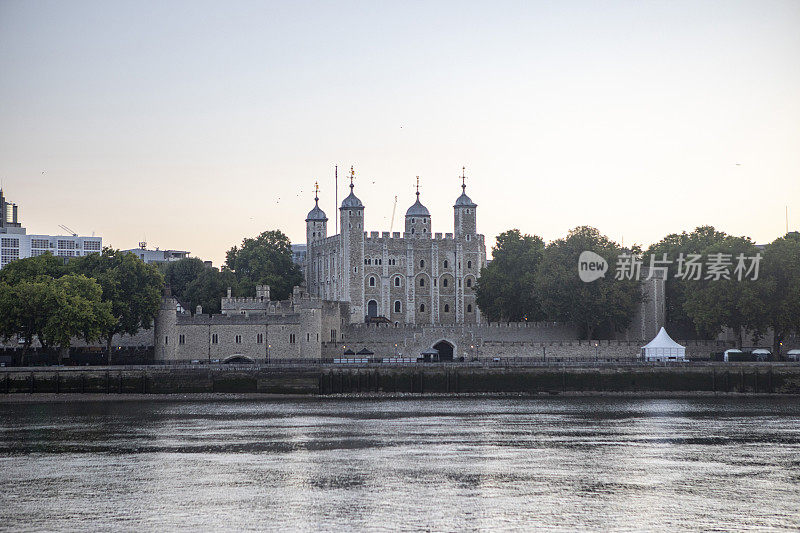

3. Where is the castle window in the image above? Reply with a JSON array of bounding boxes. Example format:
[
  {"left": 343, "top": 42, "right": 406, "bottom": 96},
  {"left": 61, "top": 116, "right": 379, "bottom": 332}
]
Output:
[
  {"left": 289, "top": 334, "right": 296, "bottom": 344},
  {"left": 394, "top": 301, "right": 401, "bottom": 313},
  {"left": 212, "top": 334, "right": 218, "bottom": 344},
  {"left": 307, "top": 333, "right": 310, "bottom": 342},
  {"left": 467, "top": 261, "right": 472, "bottom": 269},
  {"left": 443, "top": 260, "right": 448, "bottom": 268},
  {"left": 364, "top": 259, "right": 368, "bottom": 265},
  {"left": 459, "top": 279, "right": 462, "bottom": 287},
  {"left": 411, "top": 218, "right": 415, "bottom": 223},
  {"left": 420, "top": 303, "right": 426, "bottom": 312},
  {"left": 433, "top": 279, "right": 437, "bottom": 287},
  {"left": 420, "top": 260, "right": 425, "bottom": 268},
  {"left": 467, "top": 304, "right": 473, "bottom": 313},
  {"left": 235, "top": 334, "right": 242, "bottom": 344},
  {"left": 257, "top": 333, "right": 263, "bottom": 344},
  {"left": 419, "top": 278, "right": 425, "bottom": 287},
  {"left": 394, "top": 277, "right": 401, "bottom": 287},
  {"left": 443, "top": 278, "right": 448, "bottom": 288},
  {"left": 411, "top": 229, "right": 415, "bottom": 234},
  {"left": 331, "top": 329, "right": 336, "bottom": 342},
  {"left": 179, "top": 334, "right": 185, "bottom": 345},
  {"left": 466, "top": 235, "right": 471, "bottom": 241},
  {"left": 467, "top": 278, "right": 472, "bottom": 288},
  {"left": 444, "top": 304, "right": 450, "bottom": 313},
  {"left": 369, "top": 276, "right": 376, "bottom": 287}
]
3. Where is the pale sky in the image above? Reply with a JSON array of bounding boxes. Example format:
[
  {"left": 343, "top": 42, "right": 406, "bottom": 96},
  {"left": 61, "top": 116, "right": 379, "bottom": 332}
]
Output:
[{"left": 1, "top": 0, "right": 798, "bottom": 266}]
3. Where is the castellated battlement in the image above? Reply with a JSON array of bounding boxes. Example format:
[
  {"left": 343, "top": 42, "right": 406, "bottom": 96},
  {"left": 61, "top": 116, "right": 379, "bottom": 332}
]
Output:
[{"left": 362, "top": 232, "right": 464, "bottom": 244}]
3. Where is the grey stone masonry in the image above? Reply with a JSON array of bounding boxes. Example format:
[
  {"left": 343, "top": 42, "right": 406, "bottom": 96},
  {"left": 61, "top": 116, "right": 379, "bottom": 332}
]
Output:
[{"left": 305, "top": 168, "right": 485, "bottom": 325}]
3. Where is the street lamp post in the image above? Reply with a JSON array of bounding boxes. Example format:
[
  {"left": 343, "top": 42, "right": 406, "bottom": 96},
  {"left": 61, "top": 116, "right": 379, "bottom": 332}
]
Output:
[
  {"left": 267, "top": 344, "right": 271, "bottom": 364},
  {"left": 595, "top": 343, "right": 599, "bottom": 363}
]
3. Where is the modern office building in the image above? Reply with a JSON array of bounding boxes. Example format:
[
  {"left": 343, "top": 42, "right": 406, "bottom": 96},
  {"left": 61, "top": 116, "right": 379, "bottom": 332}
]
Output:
[{"left": 0, "top": 189, "right": 102, "bottom": 268}]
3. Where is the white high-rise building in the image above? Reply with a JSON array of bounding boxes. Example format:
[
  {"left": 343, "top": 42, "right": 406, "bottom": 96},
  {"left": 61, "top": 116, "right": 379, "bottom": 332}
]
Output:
[{"left": 0, "top": 189, "right": 102, "bottom": 268}]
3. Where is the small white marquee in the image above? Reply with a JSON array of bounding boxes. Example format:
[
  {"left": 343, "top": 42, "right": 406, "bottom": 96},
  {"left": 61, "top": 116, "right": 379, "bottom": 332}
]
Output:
[{"left": 641, "top": 327, "right": 687, "bottom": 362}]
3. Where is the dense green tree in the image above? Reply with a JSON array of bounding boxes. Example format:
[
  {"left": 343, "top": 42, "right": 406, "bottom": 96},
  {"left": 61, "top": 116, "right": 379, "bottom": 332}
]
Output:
[
  {"left": 40, "top": 274, "right": 115, "bottom": 364},
  {"left": 0, "top": 278, "right": 52, "bottom": 364},
  {"left": 0, "top": 274, "right": 113, "bottom": 364},
  {"left": 224, "top": 230, "right": 303, "bottom": 300},
  {"left": 475, "top": 229, "right": 546, "bottom": 322},
  {"left": 0, "top": 253, "right": 67, "bottom": 285},
  {"left": 163, "top": 257, "right": 207, "bottom": 300},
  {"left": 757, "top": 232, "right": 800, "bottom": 356},
  {"left": 682, "top": 236, "right": 766, "bottom": 347},
  {"left": 71, "top": 249, "right": 164, "bottom": 363},
  {"left": 646, "top": 226, "right": 731, "bottom": 339},
  {"left": 183, "top": 267, "right": 239, "bottom": 315},
  {"left": 535, "top": 226, "right": 642, "bottom": 339}
]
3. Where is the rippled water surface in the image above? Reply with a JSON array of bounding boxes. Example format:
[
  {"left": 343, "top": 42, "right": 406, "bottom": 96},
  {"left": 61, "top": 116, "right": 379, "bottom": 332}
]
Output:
[{"left": 1, "top": 396, "right": 800, "bottom": 531}]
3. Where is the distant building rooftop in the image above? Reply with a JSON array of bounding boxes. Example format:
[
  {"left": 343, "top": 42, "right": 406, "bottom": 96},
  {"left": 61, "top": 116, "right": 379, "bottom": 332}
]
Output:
[{"left": 123, "top": 243, "right": 190, "bottom": 265}]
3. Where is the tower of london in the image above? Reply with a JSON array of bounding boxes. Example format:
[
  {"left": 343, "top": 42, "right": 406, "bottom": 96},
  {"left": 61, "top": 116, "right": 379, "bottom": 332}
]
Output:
[{"left": 305, "top": 168, "right": 487, "bottom": 326}]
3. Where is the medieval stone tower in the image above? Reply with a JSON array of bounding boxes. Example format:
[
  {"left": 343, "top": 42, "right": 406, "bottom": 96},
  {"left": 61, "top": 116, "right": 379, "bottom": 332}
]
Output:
[{"left": 305, "top": 167, "right": 486, "bottom": 326}]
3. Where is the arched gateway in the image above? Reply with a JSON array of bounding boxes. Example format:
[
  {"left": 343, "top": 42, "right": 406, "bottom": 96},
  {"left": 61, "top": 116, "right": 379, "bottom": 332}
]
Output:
[{"left": 432, "top": 340, "right": 454, "bottom": 361}]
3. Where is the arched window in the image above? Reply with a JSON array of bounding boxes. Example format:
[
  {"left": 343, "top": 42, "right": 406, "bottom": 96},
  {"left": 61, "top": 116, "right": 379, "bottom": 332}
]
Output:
[
  {"left": 420, "top": 259, "right": 425, "bottom": 268},
  {"left": 466, "top": 278, "right": 472, "bottom": 287},
  {"left": 467, "top": 260, "right": 472, "bottom": 269},
  {"left": 394, "top": 276, "right": 401, "bottom": 287},
  {"left": 420, "top": 303, "right": 426, "bottom": 312},
  {"left": 394, "top": 301, "right": 401, "bottom": 313},
  {"left": 411, "top": 228, "right": 415, "bottom": 234},
  {"left": 369, "top": 276, "right": 376, "bottom": 287},
  {"left": 443, "top": 260, "right": 448, "bottom": 268},
  {"left": 444, "top": 304, "right": 450, "bottom": 313},
  {"left": 442, "top": 278, "right": 448, "bottom": 288},
  {"left": 467, "top": 304, "right": 473, "bottom": 312},
  {"left": 419, "top": 278, "right": 425, "bottom": 287}
]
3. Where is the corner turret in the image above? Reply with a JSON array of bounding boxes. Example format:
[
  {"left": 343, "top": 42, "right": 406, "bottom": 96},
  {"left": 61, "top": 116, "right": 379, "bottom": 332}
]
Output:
[
  {"left": 454, "top": 167, "right": 477, "bottom": 238},
  {"left": 405, "top": 176, "right": 431, "bottom": 237}
]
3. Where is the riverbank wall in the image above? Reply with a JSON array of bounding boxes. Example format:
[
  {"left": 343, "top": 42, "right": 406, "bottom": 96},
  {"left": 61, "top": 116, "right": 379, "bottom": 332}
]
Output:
[{"left": 3, "top": 364, "right": 800, "bottom": 396}]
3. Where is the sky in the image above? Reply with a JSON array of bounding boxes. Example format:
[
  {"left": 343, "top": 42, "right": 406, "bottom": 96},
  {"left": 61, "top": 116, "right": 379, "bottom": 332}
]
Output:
[{"left": 1, "top": 0, "right": 799, "bottom": 266}]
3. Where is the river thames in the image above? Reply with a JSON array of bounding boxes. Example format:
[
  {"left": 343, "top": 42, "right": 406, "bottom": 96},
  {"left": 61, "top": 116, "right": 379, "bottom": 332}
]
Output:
[{"left": 1, "top": 396, "right": 799, "bottom": 531}]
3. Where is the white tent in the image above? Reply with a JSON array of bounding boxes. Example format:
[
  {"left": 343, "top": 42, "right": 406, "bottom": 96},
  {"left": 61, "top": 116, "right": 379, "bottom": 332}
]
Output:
[{"left": 641, "top": 327, "right": 687, "bottom": 362}]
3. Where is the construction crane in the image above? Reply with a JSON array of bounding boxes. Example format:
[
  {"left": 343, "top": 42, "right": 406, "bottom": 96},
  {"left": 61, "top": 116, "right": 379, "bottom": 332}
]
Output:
[
  {"left": 389, "top": 196, "right": 398, "bottom": 232},
  {"left": 58, "top": 224, "right": 77, "bottom": 236}
]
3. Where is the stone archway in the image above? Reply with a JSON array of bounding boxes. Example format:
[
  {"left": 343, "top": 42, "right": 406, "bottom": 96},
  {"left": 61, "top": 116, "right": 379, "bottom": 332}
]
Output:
[
  {"left": 223, "top": 354, "right": 255, "bottom": 364},
  {"left": 433, "top": 340, "right": 454, "bottom": 361},
  {"left": 367, "top": 300, "right": 378, "bottom": 318}
]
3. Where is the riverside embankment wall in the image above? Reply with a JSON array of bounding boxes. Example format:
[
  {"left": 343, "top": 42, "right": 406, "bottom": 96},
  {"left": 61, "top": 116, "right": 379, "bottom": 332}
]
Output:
[{"left": 3, "top": 364, "right": 800, "bottom": 395}]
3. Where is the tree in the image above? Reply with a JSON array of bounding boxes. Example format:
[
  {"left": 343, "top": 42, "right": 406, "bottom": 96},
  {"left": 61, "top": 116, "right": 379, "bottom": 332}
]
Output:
[
  {"left": 224, "top": 230, "right": 303, "bottom": 300},
  {"left": 40, "top": 274, "right": 115, "bottom": 364},
  {"left": 757, "top": 232, "right": 800, "bottom": 356},
  {"left": 183, "top": 267, "right": 239, "bottom": 315},
  {"left": 0, "top": 252, "right": 67, "bottom": 285},
  {"left": 681, "top": 236, "right": 766, "bottom": 347},
  {"left": 71, "top": 249, "right": 164, "bottom": 363},
  {"left": 646, "top": 226, "right": 731, "bottom": 339},
  {"left": 0, "top": 278, "right": 53, "bottom": 364},
  {"left": 475, "top": 229, "right": 545, "bottom": 322},
  {"left": 535, "top": 226, "right": 642, "bottom": 339},
  {"left": 163, "top": 257, "right": 207, "bottom": 300},
  {"left": 0, "top": 274, "right": 113, "bottom": 365}
]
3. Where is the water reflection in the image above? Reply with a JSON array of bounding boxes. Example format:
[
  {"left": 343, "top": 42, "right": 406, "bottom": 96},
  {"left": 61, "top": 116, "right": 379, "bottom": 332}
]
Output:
[{"left": 1, "top": 397, "right": 799, "bottom": 531}]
